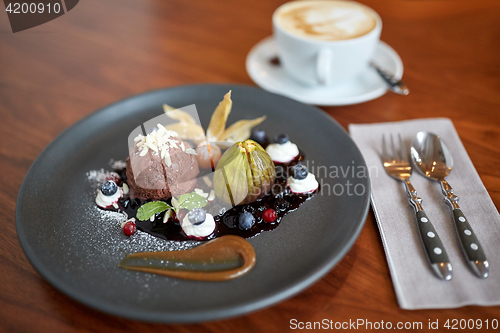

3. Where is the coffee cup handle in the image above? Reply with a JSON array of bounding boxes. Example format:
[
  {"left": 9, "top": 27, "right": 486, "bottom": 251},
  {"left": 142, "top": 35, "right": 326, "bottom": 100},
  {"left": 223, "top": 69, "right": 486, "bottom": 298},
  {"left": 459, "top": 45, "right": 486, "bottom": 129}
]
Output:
[{"left": 316, "top": 49, "right": 332, "bottom": 85}]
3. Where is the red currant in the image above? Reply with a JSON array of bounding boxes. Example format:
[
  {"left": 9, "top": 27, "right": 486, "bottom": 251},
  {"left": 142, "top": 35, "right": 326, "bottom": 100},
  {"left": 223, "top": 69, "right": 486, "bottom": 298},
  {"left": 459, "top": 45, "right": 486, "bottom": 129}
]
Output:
[
  {"left": 123, "top": 221, "right": 136, "bottom": 236},
  {"left": 262, "top": 208, "right": 277, "bottom": 223},
  {"left": 106, "top": 172, "right": 121, "bottom": 185}
]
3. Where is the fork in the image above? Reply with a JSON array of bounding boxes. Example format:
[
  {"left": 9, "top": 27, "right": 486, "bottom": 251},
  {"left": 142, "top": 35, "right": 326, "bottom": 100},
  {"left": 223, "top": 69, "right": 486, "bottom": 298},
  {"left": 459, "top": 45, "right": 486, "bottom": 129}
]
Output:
[{"left": 382, "top": 134, "right": 452, "bottom": 280}]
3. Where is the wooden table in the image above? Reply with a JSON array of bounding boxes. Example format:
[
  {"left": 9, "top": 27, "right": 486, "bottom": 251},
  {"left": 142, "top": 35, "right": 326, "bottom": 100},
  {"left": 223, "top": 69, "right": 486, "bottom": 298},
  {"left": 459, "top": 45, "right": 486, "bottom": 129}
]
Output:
[{"left": 1, "top": 0, "right": 499, "bottom": 331}]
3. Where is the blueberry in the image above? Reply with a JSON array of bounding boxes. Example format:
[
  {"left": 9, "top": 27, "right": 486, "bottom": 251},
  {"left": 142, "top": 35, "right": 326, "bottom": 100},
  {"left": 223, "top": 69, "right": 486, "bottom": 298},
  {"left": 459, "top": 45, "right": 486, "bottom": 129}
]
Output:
[
  {"left": 130, "top": 198, "right": 141, "bottom": 209},
  {"left": 292, "top": 164, "right": 308, "bottom": 180},
  {"left": 188, "top": 208, "right": 206, "bottom": 225},
  {"left": 223, "top": 214, "right": 237, "bottom": 229},
  {"left": 122, "top": 199, "right": 130, "bottom": 208},
  {"left": 101, "top": 180, "right": 118, "bottom": 196},
  {"left": 238, "top": 212, "right": 255, "bottom": 230},
  {"left": 250, "top": 128, "right": 266, "bottom": 145},
  {"left": 274, "top": 133, "right": 289, "bottom": 144}
]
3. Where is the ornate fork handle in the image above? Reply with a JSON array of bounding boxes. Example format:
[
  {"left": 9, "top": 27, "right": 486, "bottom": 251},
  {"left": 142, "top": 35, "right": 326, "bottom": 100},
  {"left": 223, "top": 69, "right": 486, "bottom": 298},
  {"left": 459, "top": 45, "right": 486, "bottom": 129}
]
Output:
[
  {"left": 404, "top": 180, "right": 423, "bottom": 212},
  {"left": 440, "top": 180, "right": 489, "bottom": 278},
  {"left": 402, "top": 179, "right": 452, "bottom": 280}
]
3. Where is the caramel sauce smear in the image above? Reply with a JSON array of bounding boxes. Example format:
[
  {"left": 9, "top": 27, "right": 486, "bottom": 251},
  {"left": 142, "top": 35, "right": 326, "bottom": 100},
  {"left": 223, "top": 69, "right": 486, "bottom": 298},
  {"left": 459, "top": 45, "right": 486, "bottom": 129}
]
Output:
[{"left": 119, "top": 235, "right": 256, "bottom": 281}]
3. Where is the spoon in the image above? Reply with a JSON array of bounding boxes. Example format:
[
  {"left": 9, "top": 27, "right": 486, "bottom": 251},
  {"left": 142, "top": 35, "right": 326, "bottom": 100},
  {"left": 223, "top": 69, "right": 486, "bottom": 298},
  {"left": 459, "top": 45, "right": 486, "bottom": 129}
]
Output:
[
  {"left": 370, "top": 62, "right": 410, "bottom": 95},
  {"left": 411, "top": 132, "right": 489, "bottom": 278}
]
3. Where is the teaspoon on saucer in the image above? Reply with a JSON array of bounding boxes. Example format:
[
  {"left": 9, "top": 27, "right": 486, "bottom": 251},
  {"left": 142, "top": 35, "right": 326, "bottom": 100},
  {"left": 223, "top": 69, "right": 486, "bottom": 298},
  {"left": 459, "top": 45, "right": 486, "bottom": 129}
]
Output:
[
  {"left": 411, "top": 132, "right": 489, "bottom": 278},
  {"left": 370, "top": 62, "right": 409, "bottom": 95},
  {"left": 246, "top": 37, "right": 405, "bottom": 105}
]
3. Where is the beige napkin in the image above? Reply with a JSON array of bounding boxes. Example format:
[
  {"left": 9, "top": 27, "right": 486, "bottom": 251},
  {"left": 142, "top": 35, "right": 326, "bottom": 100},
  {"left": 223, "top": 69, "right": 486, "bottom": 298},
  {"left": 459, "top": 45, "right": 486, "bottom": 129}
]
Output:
[{"left": 349, "top": 118, "right": 500, "bottom": 309}]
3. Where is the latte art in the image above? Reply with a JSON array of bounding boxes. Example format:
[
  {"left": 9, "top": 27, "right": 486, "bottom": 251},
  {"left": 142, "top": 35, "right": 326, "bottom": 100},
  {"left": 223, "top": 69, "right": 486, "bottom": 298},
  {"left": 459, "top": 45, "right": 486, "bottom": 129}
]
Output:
[{"left": 276, "top": 1, "right": 377, "bottom": 41}]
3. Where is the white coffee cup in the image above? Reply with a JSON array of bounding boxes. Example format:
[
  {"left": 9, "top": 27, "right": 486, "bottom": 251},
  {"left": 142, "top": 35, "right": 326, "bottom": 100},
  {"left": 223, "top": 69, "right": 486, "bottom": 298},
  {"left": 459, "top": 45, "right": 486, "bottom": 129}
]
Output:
[{"left": 273, "top": 0, "right": 382, "bottom": 86}]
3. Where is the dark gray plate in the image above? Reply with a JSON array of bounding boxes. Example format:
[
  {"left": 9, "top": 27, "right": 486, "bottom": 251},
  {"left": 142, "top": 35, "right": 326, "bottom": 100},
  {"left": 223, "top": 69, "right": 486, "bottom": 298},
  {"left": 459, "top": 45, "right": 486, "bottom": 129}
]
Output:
[{"left": 16, "top": 84, "right": 370, "bottom": 323}]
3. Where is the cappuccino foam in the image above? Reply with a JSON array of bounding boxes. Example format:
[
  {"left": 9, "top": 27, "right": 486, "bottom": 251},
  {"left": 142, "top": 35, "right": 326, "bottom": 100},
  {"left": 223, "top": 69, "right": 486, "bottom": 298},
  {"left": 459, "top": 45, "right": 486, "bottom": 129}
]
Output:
[{"left": 276, "top": 1, "right": 377, "bottom": 41}]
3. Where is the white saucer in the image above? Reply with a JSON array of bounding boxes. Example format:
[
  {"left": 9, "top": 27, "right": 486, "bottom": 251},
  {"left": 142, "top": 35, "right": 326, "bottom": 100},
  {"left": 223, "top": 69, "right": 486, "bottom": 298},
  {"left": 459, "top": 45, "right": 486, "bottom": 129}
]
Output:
[{"left": 246, "top": 36, "right": 404, "bottom": 106}]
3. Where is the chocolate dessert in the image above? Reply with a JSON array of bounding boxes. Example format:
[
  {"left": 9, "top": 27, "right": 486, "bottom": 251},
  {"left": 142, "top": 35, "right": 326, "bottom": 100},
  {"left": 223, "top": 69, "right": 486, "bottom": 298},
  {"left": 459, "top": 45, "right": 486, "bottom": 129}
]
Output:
[
  {"left": 92, "top": 92, "right": 318, "bottom": 242},
  {"left": 98, "top": 136, "right": 318, "bottom": 242},
  {"left": 89, "top": 92, "right": 322, "bottom": 281},
  {"left": 126, "top": 125, "right": 199, "bottom": 200}
]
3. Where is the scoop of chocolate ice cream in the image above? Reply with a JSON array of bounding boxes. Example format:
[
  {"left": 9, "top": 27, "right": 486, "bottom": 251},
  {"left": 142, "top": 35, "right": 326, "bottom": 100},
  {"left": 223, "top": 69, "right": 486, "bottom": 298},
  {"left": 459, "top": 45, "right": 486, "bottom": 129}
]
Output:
[{"left": 126, "top": 131, "right": 199, "bottom": 200}]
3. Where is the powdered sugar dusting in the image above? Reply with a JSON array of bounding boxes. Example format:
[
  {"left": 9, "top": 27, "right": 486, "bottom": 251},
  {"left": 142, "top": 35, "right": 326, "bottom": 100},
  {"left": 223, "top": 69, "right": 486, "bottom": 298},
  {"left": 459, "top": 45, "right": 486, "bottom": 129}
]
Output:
[
  {"left": 87, "top": 205, "right": 200, "bottom": 254},
  {"left": 86, "top": 168, "right": 116, "bottom": 188},
  {"left": 109, "top": 159, "right": 127, "bottom": 170},
  {"left": 85, "top": 167, "right": 200, "bottom": 260}
]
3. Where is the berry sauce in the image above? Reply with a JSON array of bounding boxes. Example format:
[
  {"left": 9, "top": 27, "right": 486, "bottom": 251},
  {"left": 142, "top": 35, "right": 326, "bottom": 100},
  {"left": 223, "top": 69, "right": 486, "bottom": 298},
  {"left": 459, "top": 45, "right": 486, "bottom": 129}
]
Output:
[{"left": 105, "top": 154, "right": 316, "bottom": 242}]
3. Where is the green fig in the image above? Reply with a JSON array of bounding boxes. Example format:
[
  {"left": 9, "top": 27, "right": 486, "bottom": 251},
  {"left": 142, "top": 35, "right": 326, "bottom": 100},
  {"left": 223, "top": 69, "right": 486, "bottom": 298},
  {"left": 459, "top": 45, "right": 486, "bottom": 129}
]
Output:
[{"left": 214, "top": 140, "right": 276, "bottom": 206}]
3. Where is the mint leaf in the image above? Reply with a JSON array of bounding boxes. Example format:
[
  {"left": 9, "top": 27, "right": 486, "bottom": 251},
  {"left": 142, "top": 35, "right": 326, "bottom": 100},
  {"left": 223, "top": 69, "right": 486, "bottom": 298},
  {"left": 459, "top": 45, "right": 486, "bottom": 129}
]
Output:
[
  {"left": 136, "top": 201, "right": 172, "bottom": 221},
  {"left": 177, "top": 192, "right": 208, "bottom": 211}
]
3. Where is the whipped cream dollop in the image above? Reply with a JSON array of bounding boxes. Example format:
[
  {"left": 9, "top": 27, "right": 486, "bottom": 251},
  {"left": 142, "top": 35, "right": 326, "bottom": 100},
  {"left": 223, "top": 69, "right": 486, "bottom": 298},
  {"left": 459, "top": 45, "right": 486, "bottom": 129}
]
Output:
[
  {"left": 181, "top": 213, "right": 216, "bottom": 238},
  {"left": 287, "top": 173, "right": 318, "bottom": 194},
  {"left": 266, "top": 141, "right": 299, "bottom": 163},
  {"left": 95, "top": 187, "right": 123, "bottom": 209}
]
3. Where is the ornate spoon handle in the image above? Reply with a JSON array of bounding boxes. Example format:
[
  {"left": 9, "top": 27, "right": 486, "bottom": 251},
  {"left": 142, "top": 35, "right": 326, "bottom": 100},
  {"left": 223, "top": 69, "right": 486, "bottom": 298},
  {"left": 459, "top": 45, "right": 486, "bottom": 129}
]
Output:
[
  {"left": 370, "top": 62, "right": 410, "bottom": 95},
  {"left": 405, "top": 180, "right": 452, "bottom": 280},
  {"left": 441, "top": 180, "right": 489, "bottom": 278}
]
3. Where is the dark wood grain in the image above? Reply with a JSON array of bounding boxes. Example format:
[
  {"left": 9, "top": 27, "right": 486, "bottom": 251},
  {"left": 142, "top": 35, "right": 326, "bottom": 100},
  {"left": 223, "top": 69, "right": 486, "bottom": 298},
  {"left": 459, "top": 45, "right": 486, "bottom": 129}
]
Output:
[{"left": 1, "top": 0, "right": 499, "bottom": 331}]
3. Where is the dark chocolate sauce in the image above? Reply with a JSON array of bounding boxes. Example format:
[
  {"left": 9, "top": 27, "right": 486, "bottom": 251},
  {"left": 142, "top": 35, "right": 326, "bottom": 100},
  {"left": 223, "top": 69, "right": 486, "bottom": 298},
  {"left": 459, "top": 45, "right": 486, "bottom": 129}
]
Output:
[{"left": 104, "top": 153, "right": 316, "bottom": 242}]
